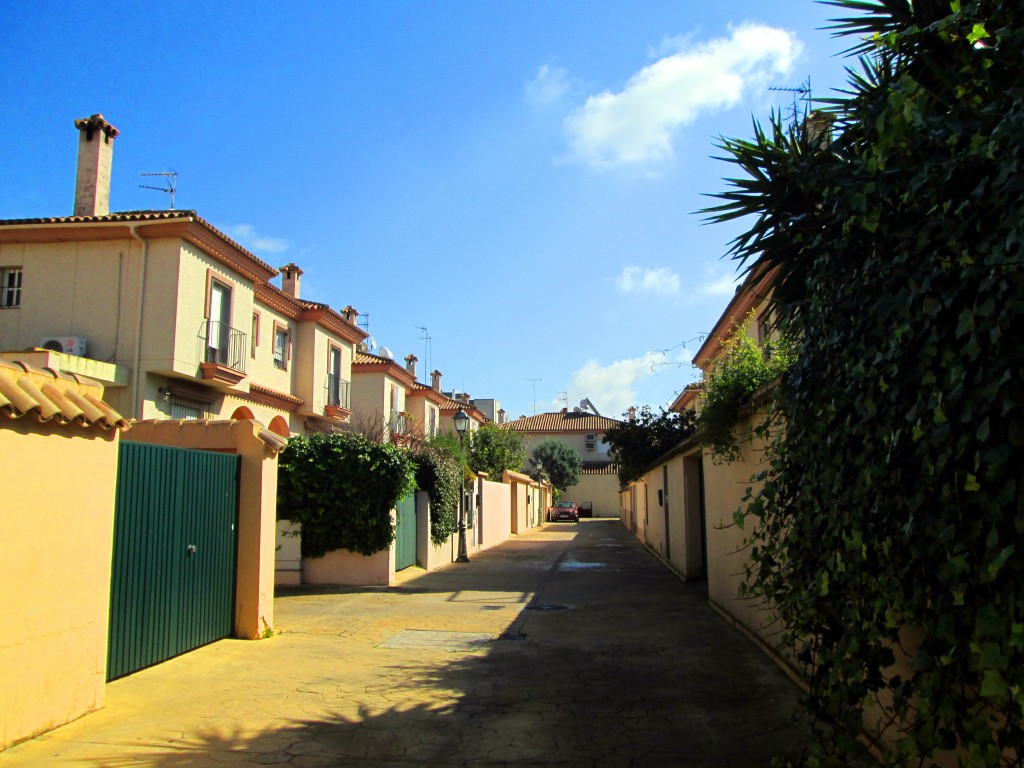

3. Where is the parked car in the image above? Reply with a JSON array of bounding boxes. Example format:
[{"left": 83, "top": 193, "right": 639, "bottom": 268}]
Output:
[{"left": 548, "top": 501, "right": 580, "bottom": 522}]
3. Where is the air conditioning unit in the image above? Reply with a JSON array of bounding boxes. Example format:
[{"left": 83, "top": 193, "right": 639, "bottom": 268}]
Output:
[{"left": 39, "top": 336, "right": 88, "bottom": 356}]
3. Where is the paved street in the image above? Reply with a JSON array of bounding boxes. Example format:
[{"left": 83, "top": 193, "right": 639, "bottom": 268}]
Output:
[{"left": 2, "top": 520, "right": 816, "bottom": 767}]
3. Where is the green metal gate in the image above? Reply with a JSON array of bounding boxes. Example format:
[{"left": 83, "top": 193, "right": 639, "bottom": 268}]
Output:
[
  {"left": 107, "top": 442, "right": 240, "bottom": 681},
  {"left": 394, "top": 492, "right": 417, "bottom": 571}
]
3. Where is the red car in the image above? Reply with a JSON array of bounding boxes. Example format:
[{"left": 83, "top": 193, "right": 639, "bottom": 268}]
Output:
[{"left": 548, "top": 501, "right": 580, "bottom": 522}]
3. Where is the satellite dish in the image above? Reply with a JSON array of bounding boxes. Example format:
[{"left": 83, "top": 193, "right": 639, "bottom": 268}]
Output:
[{"left": 379, "top": 346, "right": 394, "bottom": 360}]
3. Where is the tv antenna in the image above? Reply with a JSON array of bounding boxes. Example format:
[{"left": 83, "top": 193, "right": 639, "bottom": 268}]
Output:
[
  {"left": 139, "top": 171, "right": 177, "bottom": 209},
  {"left": 358, "top": 313, "right": 377, "bottom": 352},
  {"left": 558, "top": 391, "right": 568, "bottom": 408},
  {"left": 769, "top": 76, "right": 812, "bottom": 126},
  {"left": 417, "top": 325, "right": 432, "bottom": 377},
  {"left": 525, "top": 378, "right": 542, "bottom": 415}
]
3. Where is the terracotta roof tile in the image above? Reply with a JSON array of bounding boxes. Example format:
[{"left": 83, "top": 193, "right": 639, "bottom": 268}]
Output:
[
  {"left": 505, "top": 412, "right": 622, "bottom": 433},
  {"left": 0, "top": 359, "right": 129, "bottom": 430},
  {"left": 0, "top": 209, "right": 278, "bottom": 277},
  {"left": 581, "top": 462, "right": 620, "bottom": 475}
]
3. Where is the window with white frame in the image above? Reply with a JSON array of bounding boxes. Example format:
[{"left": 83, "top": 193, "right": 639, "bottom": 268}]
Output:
[
  {"left": 273, "top": 325, "right": 289, "bottom": 370},
  {"left": 0, "top": 267, "right": 22, "bottom": 308}
]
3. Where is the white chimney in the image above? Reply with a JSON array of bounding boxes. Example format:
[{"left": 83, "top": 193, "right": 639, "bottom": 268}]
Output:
[
  {"left": 404, "top": 354, "right": 418, "bottom": 380},
  {"left": 280, "top": 263, "right": 303, "bottom": 298},
  {"left": 73, "top": 114, "right": 119, "bottom": 217}
]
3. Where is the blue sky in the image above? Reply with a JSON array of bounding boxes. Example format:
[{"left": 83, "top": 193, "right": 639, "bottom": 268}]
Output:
[{"left": 1, "top": 1, "right": 853, "bottom": 420}]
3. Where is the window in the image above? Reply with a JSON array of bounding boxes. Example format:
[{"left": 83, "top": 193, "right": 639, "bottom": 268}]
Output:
[
  {"left": 205, "top": 279, "right": 232, "bottom": 365},
  {"left": 429, "top": 407, "right": 437, "bottom": 438},
  {"left": 1, "top": 267, "right": 22, "bottom": 308},
  {"left": 273, "top": 326, "right": 289, "bottom": 370},
  {"left": 250, "top": 312, "right": 260, "bottom": 358},
  {"left": 327, "top": 346, "right": 342, "bottom": 406},
  {"left": 586, "top": 433, "right": 596, "bottom": 451},
  {"left": 170, "top": 396, "right": 206, "bottom": 420}
]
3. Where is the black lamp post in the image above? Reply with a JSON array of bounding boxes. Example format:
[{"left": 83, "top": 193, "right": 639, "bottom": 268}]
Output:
[{"left": 453, "top": 407, "right": 471, "bottom": 563}]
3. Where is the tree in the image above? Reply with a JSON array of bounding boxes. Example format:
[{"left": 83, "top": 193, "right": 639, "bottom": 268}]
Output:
[
  {"left": 529, "top": 439, "right": 582, "bottom": 492},
  {"left": 277, "top": 433, "right": 415, "bottom": 557},
  {"left": 706, "top": 1, "right": 1024, "bottom": 764},
  {"left": 467, "top": 423, "right": 527, "bottom": 481},
  {"left": 602, "top": 405, "right": 697, "bottom": 485}
]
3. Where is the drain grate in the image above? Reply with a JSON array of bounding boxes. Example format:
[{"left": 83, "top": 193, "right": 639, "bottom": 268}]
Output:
[
  {"left": 525, "top": 604, "right": 570, "bottom": 612},
  {"left": 378, "top": 629, "right": 493, "bottom": 652}
]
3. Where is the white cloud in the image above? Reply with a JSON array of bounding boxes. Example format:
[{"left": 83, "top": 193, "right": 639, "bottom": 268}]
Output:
[
  {"left": 224, "top": 224, "right": 289, "bottom": 254},
  {"left": 616, "top": 266, "right": 680, "bottom": 296},
  {"left": 698, "top": 271, "right": 742, "bottom": 296},
  {"left": 526, "top": 64, "right": 572, "bottom": 107},
  {"left": 565, "top": 354, "right": 655, "bottom": 418},
  {"left": 565, "top": 23, "right": 801, "bottom": 171}
]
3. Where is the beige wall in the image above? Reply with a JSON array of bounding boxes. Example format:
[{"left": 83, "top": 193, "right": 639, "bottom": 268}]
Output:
[
  {"left": 703, "top": 415, "right": 774, "bottom": 640},
  {"left": 303, "top": 547, "right": 396, "bottom": 587},
  {"left": 478, "top": 478, "right": 512, "bottom": 550},
  {"left": 560, "top": 473, "right": 621, "bottom": 518},
  {"left": 416, "top": 491, "right": 458, "bottom": 571},
  {"left": 0, "top": 419, "right": 120, "bottom": 750},
  {"left": 275, "top": 520, "right": 302, "bottom": 586}
]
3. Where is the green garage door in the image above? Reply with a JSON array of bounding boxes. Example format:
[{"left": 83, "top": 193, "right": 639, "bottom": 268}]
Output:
[
  {"left": 107, "top": 442, "right": 240, "bottom": 681},
  {"left": 394, "top": 492, "right": 417, "bottom": 571}
]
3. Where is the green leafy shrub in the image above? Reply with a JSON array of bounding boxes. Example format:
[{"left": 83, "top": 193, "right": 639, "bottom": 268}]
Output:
[
  {"left": 467, "top": 423, "right": 526, "bottom": 480},
  {"left": 706, "top": 0, "right": 1024, "bottom": 764},
  {"left": 412, "top": 443, "right": 461, "bottom": 545},
  {"left": 277, "top": 433, "right": 415, "bottom": 557},
  {"left": 696, "top": 329, "right": 792, "bottom": 464}
]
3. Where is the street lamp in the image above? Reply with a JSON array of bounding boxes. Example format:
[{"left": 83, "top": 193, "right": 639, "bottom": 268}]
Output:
[{"left": 453, "top": 407, "right": 471, "bottom": 563}]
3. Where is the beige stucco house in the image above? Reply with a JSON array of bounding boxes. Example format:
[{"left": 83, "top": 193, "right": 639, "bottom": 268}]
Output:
[
  {"left": 350, "top": 352, "right": 445, "bottom": 443},
  {"left": 622, "top": 271, "right": 777, "bottom": 638},
  {"left": 0, "top": 114, "right": 365, "bottom": 438},
  {"left": 505, "top": 407, "right": 623, "bottom": 517}
]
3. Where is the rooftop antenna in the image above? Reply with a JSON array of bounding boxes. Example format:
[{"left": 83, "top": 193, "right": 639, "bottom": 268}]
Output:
[
  {"left": 358, "top": 313, "right": 378, "bottom": 352},
  {"left": 139, "top": 171, "right": 177, "bottom": 209},
  {"left": 769, "top": 76, "right": 811, "bottom": 126},
  {"left": 558, "top": 391, "right": 568, "bottom": 409},
  {"left": 417, "top": 325, "right": 432, "bottom": 377},
  {"left": 525, "top": 378, "right": 542, "bottom": 415}
]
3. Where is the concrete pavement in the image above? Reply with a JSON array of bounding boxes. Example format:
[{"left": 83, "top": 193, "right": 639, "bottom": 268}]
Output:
[{"left": 2, "top": 519, "right": 816, "bottom": 766}]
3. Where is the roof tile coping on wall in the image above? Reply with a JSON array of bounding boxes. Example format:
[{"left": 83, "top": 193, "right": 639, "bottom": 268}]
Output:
[
  {"left": 130, "top": 418, "right": 288, "bottom": 453},
  {"left": 0, "top": 359, "right": 130, "bottom": 430}
]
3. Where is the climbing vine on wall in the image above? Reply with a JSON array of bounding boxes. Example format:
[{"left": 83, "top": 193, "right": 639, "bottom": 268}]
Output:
[
  {"left": 412, "top": 443, "right": 462, "bottom": 546},
  {"left": 706, "top": 0, "right": 1024, "bottom": 765},
  {"left": 695, "top": 327, "right": 792, "bottom": 465}
]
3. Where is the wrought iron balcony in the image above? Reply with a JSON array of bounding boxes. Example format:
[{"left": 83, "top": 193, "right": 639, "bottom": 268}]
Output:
[
  {"left": 390, "top": 412, "right": 408, "bottom": 435},
  {"left": 199, "top": 320, "right": 247, "bottom": 385}
]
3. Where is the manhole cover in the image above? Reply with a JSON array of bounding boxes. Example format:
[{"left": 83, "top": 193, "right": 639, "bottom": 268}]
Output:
[
  {"left": 378, "top": 629, "right": 493, "bottom": 652},
  {"left": 525, "top": 604, "right": 570, "bottom": 612}
]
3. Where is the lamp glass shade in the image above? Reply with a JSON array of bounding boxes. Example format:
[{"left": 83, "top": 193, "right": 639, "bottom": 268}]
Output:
[{"left": 453, "top": 408, "right": 470, "bottom": 433}]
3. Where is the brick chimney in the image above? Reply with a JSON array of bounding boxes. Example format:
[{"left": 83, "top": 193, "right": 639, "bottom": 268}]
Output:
[
  {"left": 280, "top": 263, "right": 303, "bottom": 298},
  {"left": 73, "top": 114, "right": 119, "bottom": 217},
  {"left": 497, "top": 408, "right": 506, "bottom": 425},
  {"left": 431, "top": 370, "right": 442, "bottom": 391},
  {"left": 627, "top": 406, "right": 637, "bottom": 423},
  {"left": 404, "top": 354, "right": 418, "bottom": 380}
]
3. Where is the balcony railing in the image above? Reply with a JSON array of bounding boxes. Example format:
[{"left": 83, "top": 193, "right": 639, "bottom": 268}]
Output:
[
  {"left": 326, "top": 375, "right": 351, "bottom": 410},
  {"left": 199, "top": 320, "right": 247, "bottom": 384},
  {"left": 390, "top": 412, "right": 408, "bottom": 435}
]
